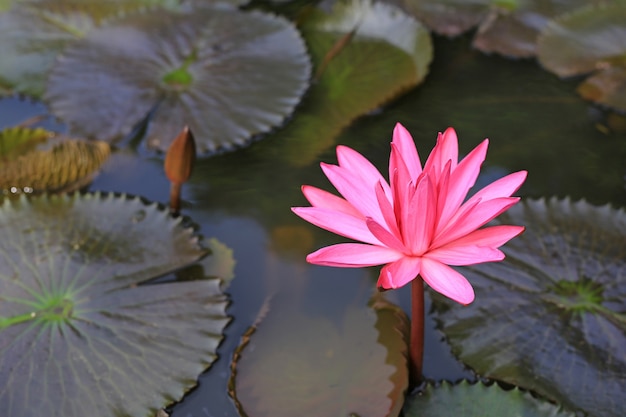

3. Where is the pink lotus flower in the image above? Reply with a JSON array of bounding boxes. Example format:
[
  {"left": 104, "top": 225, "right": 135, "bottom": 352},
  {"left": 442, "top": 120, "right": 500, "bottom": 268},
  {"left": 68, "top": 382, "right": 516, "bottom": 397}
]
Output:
[{"left": 292, "top": 123, "right": 526, "bottom": 305}]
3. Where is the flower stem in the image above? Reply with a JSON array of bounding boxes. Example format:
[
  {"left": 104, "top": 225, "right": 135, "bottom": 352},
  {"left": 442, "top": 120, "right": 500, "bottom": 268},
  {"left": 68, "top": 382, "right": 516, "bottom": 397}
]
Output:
[
  {"left": 410, "top": 276, "right": 424, "bottom": 388},
  {"left": 169, "top": 182, "right": 182, "bottom": 215}
]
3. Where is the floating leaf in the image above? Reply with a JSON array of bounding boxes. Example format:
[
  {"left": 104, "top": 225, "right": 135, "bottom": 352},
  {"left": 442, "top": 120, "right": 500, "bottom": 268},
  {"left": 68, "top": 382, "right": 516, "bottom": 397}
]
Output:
[
  {"left": 403, "top": 0, "right": 591, "bottom": 57},
  {"left": 0, "top": 126, "right": 110, "bottom": 194},
  {"left": 45, "top": 2, "right": 311, "bottom": 153},
  {"left": 0, "top": 0, "right": 183, "bottom": 96},
  {"left": 432, "top": 198, "right": 626, "bottom": 417},
  {"left": 230, "top": 294, "right": 409, "bottom": 417},
  {"left": 274, "top": 0, "right": 432, "bottom": 166},
  {"left": 537, "top": 3, "right": 626, "bottom": 111},
  {"left": 0, "top": 192, "right": 230, "bottom": 417},
  {"left": 403, "top": 380, "right": 576, "bottom": 417}
]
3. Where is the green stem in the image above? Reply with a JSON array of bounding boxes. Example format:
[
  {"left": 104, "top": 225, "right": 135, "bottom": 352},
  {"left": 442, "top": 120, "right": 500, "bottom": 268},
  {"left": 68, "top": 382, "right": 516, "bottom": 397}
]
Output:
[
  {"left": 410, "top": 276, "right": 424, "bottom": 388},
  {"left": 0, "top": 312, "right": 36, "bottom": 329}
]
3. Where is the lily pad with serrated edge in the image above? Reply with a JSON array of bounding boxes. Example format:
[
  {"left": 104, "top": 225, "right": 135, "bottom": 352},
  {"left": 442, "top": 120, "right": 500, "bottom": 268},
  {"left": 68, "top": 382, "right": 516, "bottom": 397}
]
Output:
[
  {"left": 272, "top": 0, "right": 432, "bottom": 166},
  {"left": 403, "top": 0, "right": 592, "bottom": 57},
  {"left": 537, "top": 3, "right": 626, "bottom": 112},
  {"left": 403, "top": 380, "right": 577, "bottom": 417},
  {"left": 431, "top": 198, "right": 626, "bottom": 417},
  {"left": 230, "top": 293, "right": 409, "bottom": 417},
  {"left": 0, "top": 0, "right": 185, "bottom": 97},
  {"left": 45, "top": 2, "right": 312, "bottom": 154},
  {"left": 0, "top": 192, "right": 231, "bottom": 417},
  {"left": 0, "top": 126, "right": 110, "bottom": 194}
]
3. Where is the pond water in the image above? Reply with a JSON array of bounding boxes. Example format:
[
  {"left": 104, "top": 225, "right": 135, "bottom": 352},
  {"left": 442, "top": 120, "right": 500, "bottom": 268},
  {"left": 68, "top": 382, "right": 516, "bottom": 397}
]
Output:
[{"left": 2, "top": 33, "right": 625, "bottom": 417}]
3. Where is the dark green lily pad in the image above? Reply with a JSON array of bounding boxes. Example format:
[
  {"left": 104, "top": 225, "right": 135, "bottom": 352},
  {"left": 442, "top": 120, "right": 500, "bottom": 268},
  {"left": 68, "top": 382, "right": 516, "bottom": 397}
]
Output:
[
  {"left": 432, "top": 198, "right": 626, "bottom": 417},
  {"left": 537, "top": 3, "right": 626, "bottom": 112},
  {"left": 403, "top": 380, "right": 576, "bottom": 417},
  {"left": 0, "top": 126, "right": 110, "bottom": 194},
  {"left": 0, "top": 192, "right": 231, "bottom": 417},
  {"left": 45, "top": 2, "right": 311, "bottom": 153},
  {"left": 230, "top": 294, "right": 409, "bottom": 417},
  {"left": 0, "top": 0, "right": 184, "bottom": 97},
  {"left": 403, "top": 0, "right": 591, "bottom": 57},
  {"left": 274, "top": 0, "right": 432, "bottom": 166}
]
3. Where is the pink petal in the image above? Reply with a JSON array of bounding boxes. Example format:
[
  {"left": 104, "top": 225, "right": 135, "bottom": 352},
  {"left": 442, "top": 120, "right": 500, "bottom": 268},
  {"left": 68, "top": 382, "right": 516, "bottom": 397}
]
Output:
[
  {"left": 375, "top": 181, "right": 402, "bottom": 239},
  {"left": 307, "top": 243, "right": 403, "bottom": 267},
  {"left": 405, "top": 174, "right": 437, "bottom": 255},
  {"left": 321, "top": 163, "right": 387, "bottom": 226},
  {"left": 291, "top": 207, "right": 380, "bottom": 245},
  {"left": 376, "top": 256, "right": 422, "bottom": 289},
  {"left": 390, "top": 142, "right": 414, "bottom": 217},
  {"left": 470, "top": 170, "right": 527, "bottom": 202},
  {"left": 301, "top": 185, "right": 361, "bottom": 217},
  {"left": 424, "top": 128, "right": 459, "bottom": 180},
  {"left": 427, "top": 224, "right": 524, "bottom": 264},
  {"left": 390, "top": 123, "right": 422, "bottom": 182},
  {"left": 366, "top": 218, "right": 406, "bottom": 253},
  {"left": 425, "top": 245, "right": 504, "bottom": 266},
  {"left": 445, "top": 225, "right": 525, "bottom": 248},
  {"left": 438, "top": 140, "right": 489, "bottom": 227},
  {"left": 420, "top": 257, "right": 475, "bottom": 305},
  {"left": 336, "top": 145, "right": 392, "bottom": 199},
  {"left": 434, "top": 197, "right": 520, "bottom": 247}
]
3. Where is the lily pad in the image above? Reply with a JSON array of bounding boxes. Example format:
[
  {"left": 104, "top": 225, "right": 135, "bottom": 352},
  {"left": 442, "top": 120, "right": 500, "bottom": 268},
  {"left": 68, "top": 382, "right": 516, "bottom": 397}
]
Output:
[
  {"left": 403, "top": 380, "right": 577, "bottom": 417},
  {"left": 230, "top": 294, "right": 409, "bottom": 417},
  {"left": 0, "top": 192, "right": 231, "bottom": 417},
  {"left": 537, "top": 3, "right": 626, "bottom": 112},
  {"left": 0, "top": 0, "right": 184, "bottom": 97},
  {"left": 432, "top": 198, "right": 626, "bottom": 417},
  {"left": 274, "top": 0, "right": 432, "bottom": 166},
  {"left": 45, "top": 2, "right": 311, "bottom": 153},
  {"left": 403, "top": 0, "right": 591, "bottom": 57},
  {"left": 0, "top": 126, "right": 110, "bottom": 194}
]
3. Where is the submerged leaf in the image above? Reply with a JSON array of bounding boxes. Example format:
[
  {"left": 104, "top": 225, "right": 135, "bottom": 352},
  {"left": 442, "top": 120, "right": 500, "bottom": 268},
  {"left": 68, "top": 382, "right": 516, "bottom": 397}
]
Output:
[
  {"left": 403, "top": 0, "right": 592, "bottom": 57},
  {"left": 403, "top": 380, "right": 577, "bottom": 417},
  {"left": 276, "top": 0, "right": 432, "bottom": 166},
  {"left": 0, "top": 192, "right": 230, "bottom": 417},
  {"left": 0, "top": 126, "right": 110, "bottom": 194},
  {"left": 432, "top": 198, "right": 626, "bottom": 417},
  {"left": 230, "top": 294, "right": 409, "bottom": 417},
  {"left": 46, "top": 2, "right": 311, "bottom": 153},
  {"left": 537, "top": 3, "right": 626, "bottom": 111}
]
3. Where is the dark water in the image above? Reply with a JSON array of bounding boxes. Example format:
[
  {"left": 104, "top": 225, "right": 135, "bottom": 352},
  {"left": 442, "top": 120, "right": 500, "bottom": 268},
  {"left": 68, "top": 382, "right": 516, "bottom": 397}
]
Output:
[{"left": 2, "top": 34, "right": 625, "bottom": 416}]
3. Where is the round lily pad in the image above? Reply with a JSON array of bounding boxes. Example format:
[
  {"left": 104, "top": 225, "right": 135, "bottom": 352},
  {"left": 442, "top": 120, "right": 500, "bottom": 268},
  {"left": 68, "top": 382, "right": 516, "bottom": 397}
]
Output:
[
  {"left": 403, "top": 380, "right": 577, "bottom": 417},
  {"left": 0, "top": 192, "right": 231, "bottom": 417},
  {"left": 403, "top": 0, "right": 590, "bottom": 57},
  {"left": 230, "top": 294, "right": 409, "bottom": 417},
  {"left": 432, "top": 198, "right": 626, "bottom": 417},
  {"left": 0, "top": 0, "right": 182, "bottom": 96},
  {"left": 537, "top": 3, "right": 626, "bottom": 111},
  {"left": 0, "top": 126, "right": 110, "bottom": 194},
  {"left": 45, "top": 2, "right": 311, "bottom": 153}
]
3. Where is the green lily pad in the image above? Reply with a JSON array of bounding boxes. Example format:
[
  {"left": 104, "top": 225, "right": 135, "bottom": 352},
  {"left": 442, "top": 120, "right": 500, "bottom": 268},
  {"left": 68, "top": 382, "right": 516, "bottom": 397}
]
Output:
[
  {"left": 45, "top": 2, "right": 311, "bottom": 153},
  {"left": 403, "top": 380, "right": 577, "bottom": 417},
  {"left": 0, "top": 0, "right": 183, "bottom": 97},
  {"left": 0, "top": 126, "right": 110, "bottom": 194},
  {"left": 274, "top": 0, "right": 432, "bottom": 166},
  {"left": 230, "top": 293, "right": 409, "bottom": 417},
  {"left": 537, "top": 3, "right": 626, "bottom": 112},
  {"left": 403, "top": 0, "right": 591, "bottom": 57},
  {"left": 432, "top": 198, "right": 626, "bottom": 417},
  {"left": 0, "top": 192, "right": 231, "bottom": 417}
]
